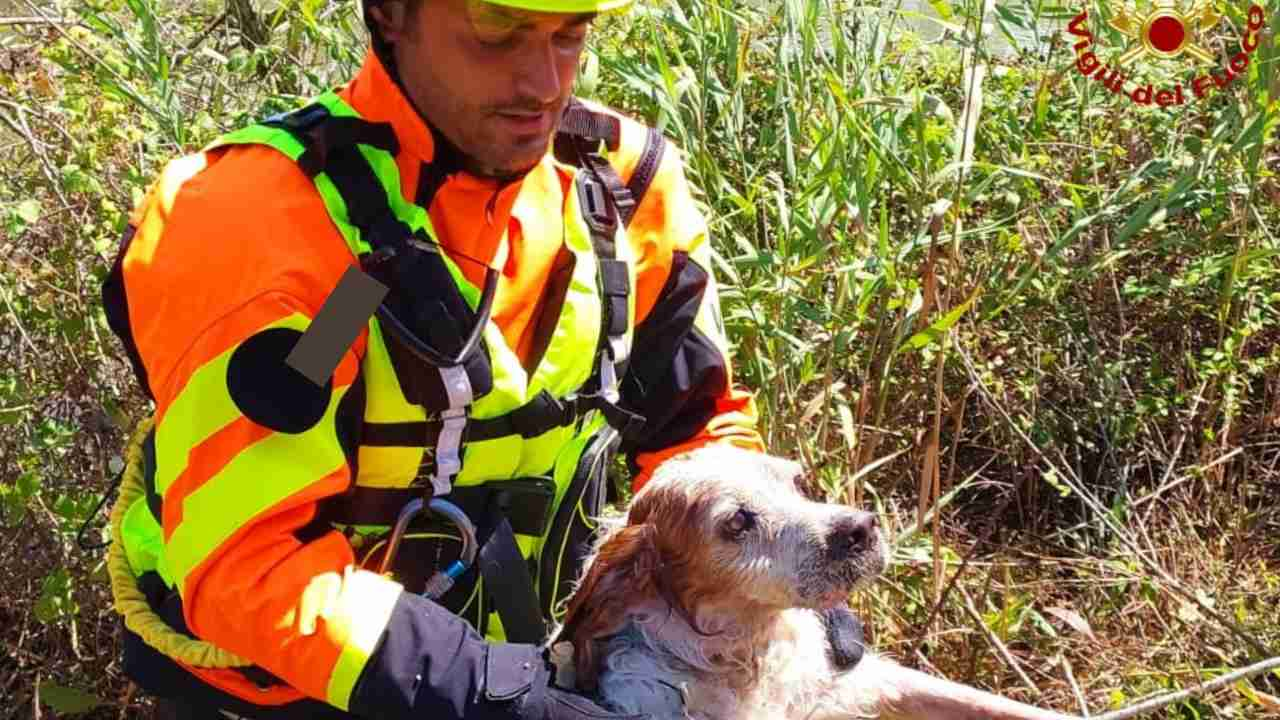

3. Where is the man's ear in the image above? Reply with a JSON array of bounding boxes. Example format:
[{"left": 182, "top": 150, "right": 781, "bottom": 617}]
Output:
[{"left": 366, "top": 0, "right": 413, "bottom": 43}]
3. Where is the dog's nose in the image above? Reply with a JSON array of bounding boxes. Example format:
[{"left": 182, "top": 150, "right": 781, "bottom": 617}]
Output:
[{"left": 828, "top": 511, "right": 878, "bottom": 558}]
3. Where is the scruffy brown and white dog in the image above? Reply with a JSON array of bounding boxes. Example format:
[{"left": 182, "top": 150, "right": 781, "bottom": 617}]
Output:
[{"left": 550, "top": 445, "right": 1077, "bottom": 720}]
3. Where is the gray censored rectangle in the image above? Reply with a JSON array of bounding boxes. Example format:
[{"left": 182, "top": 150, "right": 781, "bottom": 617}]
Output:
[{"left": 286, "top": 265, "right": 389, "bottom": 386}]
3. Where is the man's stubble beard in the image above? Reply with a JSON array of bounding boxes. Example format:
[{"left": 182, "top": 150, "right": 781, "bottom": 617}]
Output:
[{"left": 443, "top": 92, "right": 563, "bottom": 184}]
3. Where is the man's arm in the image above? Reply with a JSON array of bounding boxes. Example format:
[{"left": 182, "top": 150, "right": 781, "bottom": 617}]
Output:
[
  {"left": 616, "top": 141, "right": 765, "bottom": 491},
  {"left": 113, "top": 148, "right": 644, "bottom": 720},
  {"left": 114, "top": 149, "right": 406, "bottom": 708}
]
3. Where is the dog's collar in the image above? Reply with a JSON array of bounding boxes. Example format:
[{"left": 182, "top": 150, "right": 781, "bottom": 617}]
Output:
[{"left": 819, "top": 607, "right": 867, "bottom": 671}]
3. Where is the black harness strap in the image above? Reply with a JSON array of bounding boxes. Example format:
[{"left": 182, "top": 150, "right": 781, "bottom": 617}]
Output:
[
  {"left": 623, "top": 126, "right": 667, "bottom": 227},
  {"left": 568, "top": 135, "right": 647, "bottom": 444},
  {"left": 476, "top": 512, "right": 546, "bottom": 643},
  {"left": 360, "top": 389, "right": 575, "bottom": 447},
  {"left": 558, "top": 100, "right": 621, "bottom": 151},
  {"left": 321, "top": 478, "right": 557, "bottom": 538},
  {"left": 265, "top": 104, "right": 400, "bottom": 179},
  {"left": 359, "top": 388, "right": 643, "bottom": 449}
]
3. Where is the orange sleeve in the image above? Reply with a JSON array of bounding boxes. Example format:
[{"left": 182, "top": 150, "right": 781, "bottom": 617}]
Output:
[
  {"left": 619, "top": 135, "right": 765, "bottom": 492},
  {"left": 120, "top": 145, "right": 403, "bottom": 709}
]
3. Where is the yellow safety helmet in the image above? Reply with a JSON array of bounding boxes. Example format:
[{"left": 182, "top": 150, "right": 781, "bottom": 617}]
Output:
[
  {"left": 360, "top": 0, "right": 634, "bottom": 57},
  {"left": 361, "top": 0, "right": 635, "bottom": 17},
  {"left": 468, "top": 0, "right": 634, "bottom": 9}
]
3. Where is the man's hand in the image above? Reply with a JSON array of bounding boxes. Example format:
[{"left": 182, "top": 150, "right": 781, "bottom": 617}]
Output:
[
  {"left": 350, "top": 592, "right": 652, "bottom": 720},
  {"left": 485, "top": 643, "right": 649, "bottom": 720}
]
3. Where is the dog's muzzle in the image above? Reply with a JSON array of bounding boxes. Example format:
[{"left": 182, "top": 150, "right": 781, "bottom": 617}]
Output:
[{"left": 825, "top": 511, "right": 879, "bottom": 561}]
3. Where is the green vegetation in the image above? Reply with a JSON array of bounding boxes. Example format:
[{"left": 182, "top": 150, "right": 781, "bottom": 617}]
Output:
[{"left": 1, "top": 0, "right": 1277, "bottom": 717}]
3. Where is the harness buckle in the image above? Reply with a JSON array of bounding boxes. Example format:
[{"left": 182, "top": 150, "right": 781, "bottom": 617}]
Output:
[
  {"left": 598, "top": 354, "right": 620, "bottom": 405},
  {"left": 579, "top": 175, "right": 617, "bottom": 236},
  {"left": 430, "top": 406, "right": 467, "bottom": 497}
]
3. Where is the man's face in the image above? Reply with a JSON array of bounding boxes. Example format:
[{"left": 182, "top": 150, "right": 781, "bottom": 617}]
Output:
[{"left": 382, "top": 0, "right": 594, "bottom": 180}]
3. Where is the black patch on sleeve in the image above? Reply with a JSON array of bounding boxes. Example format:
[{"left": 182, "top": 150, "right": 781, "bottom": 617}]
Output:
[
  {"left": 618, "top": 251, "right": 728, "bottom": 459},
  {"left": 820, "top": 607, "right": 866, "bottom": 671},
  {"left": 226, "top": 327, "right": 332, "bottom": 434}
]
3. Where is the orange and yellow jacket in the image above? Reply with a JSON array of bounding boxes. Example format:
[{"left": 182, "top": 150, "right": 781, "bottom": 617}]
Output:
[{"left": 103, "top": 48, "right": 763, "bottom": 713}]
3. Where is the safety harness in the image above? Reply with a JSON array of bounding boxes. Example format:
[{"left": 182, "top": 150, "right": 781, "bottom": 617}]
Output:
[
  {"left": 113, "top": 96, "right": 671, "bottom": 688},
  {"left": 259, "top": 96, "right": 664, "bottom": 641}
]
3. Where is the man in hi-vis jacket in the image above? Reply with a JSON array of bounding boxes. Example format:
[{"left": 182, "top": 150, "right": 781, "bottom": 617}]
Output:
[{"left": 101, "top": 0, "right": 768, "bottom": 717}]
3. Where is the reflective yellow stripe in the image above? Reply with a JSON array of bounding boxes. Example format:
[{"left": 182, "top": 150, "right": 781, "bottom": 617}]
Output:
[
  {"left": 324, "top": 570, "right": 403, "bottom": 711},
  {"left": 166, "top": 385, "right": 349, "bottom": 587},
  {"left": 154, "top": 312, "right": 311, "bottom": 496}
]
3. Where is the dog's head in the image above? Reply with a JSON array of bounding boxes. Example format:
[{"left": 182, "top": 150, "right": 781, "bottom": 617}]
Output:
[{"left": 559, "top": 445, "right": 887, "bottom": 688}]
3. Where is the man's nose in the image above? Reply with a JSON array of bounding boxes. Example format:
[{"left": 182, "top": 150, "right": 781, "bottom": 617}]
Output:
[
  {"left": 827, "top": 511, "right": 878, "bottom": 558},
  {"left": 514, "top": 40, "right": 562, "bottom": 106}
]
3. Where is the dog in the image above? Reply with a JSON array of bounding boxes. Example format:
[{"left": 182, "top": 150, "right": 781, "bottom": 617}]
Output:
[{"left": 549, "top": 445, "right": 1077, "bottom": 720}]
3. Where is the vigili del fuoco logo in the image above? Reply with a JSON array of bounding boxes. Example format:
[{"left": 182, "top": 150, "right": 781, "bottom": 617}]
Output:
[{"left": 1067, "top": 0, "right": 1268, "bottom": 106}]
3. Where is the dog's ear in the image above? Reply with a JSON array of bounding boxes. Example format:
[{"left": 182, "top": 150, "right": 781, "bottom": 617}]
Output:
[{"left": 560, "top": 522, "right": 663, "bottom": 691}]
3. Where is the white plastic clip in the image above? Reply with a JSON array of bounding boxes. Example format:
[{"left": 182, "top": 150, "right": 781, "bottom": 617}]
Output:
[{"left": 428, "top": 365, "right": 473, "bottom": 497}]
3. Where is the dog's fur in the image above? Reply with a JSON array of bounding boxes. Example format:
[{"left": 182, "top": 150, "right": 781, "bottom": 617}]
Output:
[
  {"left": 549, "top": 445, "right": 890, "bottom": 720},
  {"left": 548, "top": 445, "right": 1075, "bottom": 720}
]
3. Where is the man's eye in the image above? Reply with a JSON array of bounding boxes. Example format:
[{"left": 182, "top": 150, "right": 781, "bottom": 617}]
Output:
[{"left": 476, "top": 29, "right": 517, "bottom": 48}]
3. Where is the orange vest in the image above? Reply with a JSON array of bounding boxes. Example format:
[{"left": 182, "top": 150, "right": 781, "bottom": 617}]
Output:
[{"left": 104, "top": 47, "right": 763, "bottom": 708}]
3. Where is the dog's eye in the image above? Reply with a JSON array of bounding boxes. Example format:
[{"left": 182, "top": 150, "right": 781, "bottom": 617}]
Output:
[{"left": 724, "top": 508, "right": 756, "bottom": 538}]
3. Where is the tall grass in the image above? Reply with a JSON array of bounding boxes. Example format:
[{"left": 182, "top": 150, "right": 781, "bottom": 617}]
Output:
[
  {"left": 1, "top": 0, "right": 1278, "bottom": 716},
  {"left": 597, "top": 0, "right": 1280, "bottom": 712}
]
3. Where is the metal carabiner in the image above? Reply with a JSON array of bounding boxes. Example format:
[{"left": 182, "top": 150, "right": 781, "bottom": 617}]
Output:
[{"left": 378, "top": 496, "right": 479, "bottom": 600}]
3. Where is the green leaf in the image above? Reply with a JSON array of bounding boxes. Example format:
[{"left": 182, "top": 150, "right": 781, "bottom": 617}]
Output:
[
  {"left": 39, "top": 682, "right": 104, "bottom": 715},
  {"left": 897, "top": 286, "right": 981, "bottom": 353},
  {"left": 16, "top": 199, "right": 42, "bottom": 224},
  {"left": 35, "top": 567, "right": 78, "bottom": 624}
]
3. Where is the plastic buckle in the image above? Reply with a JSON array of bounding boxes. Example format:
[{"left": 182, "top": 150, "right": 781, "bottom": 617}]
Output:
[
  {"left": 431, "top": 406, "right": 467, "bottom": 496},
  {"left": 578, "top": 175, "right": 617, "bottom": 235},
  {"left": 598, "top": 355, "right": 620, "bottom": 405}
]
